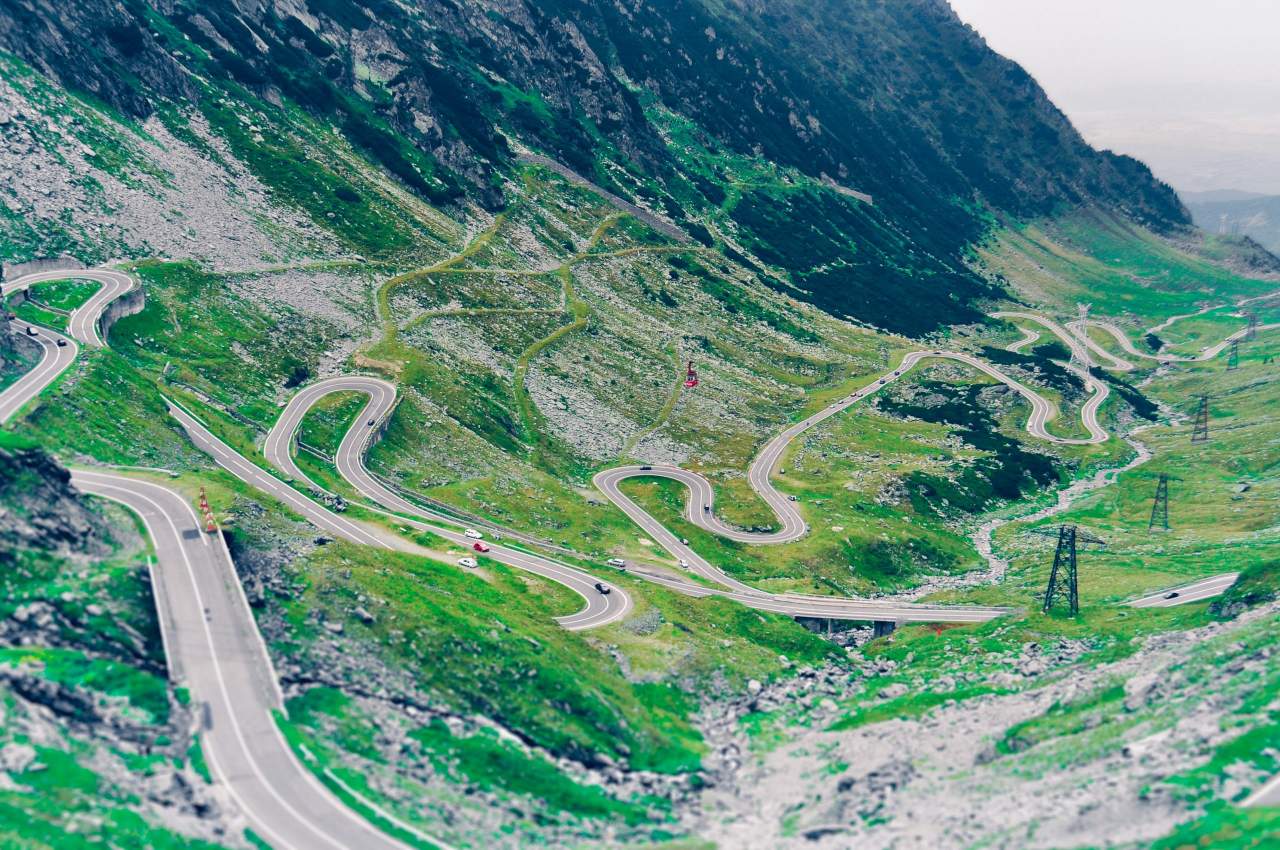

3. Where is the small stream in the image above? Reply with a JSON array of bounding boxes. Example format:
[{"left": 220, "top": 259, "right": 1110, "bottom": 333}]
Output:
[{"left": 886, "top": 411, "right": 1170, "bottom": 602}]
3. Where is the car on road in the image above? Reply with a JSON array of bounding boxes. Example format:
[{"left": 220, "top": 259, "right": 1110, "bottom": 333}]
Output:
[
  {"left": 594, "top": 582, "right": 611, "bottom": 595},
  {"left": 788, "top": 495, "right": 798, "bottom": 502},
  {"left": 703, "top": 504, "right": 710, "bottom": 512},
  {"left": 678, "top": 558, "right": 690, "bottom": 568},
  {"left": 639, "top": 465, "right": 652, "bottom": 471},
  {"left": 472, "top": 542, "right": 490, "bottom": 553},
  {"left": 366, "top": 419, "right": 375, "bottom": 426},
  {"left": 457, "top": 557, "right": 477, "bottom": 568},
  {"left": 463, "top": 528, "right": 482, "bottom": 539},
  {"left": 26, "top": 326, "right": 37, "bottom": 336},
  {"left": 1163, "top": 591, "right": 1180, "bottom": 600},
  {"left": 56, "top": 338, "right": 67, "bottom": 347},
  {"left": 606, "top": 558, "right": 626, "bottom": 567}
]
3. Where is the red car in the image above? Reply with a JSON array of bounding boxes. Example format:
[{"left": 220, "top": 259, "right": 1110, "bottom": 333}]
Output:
[{"left": 473, "top": 541, "right": 490, "bottom": 553}]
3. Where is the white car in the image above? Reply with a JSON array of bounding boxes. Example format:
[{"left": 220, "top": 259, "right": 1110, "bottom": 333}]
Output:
[
  {"left": 678, "top": 558, "right": 690, "bottom": 568},
  {"left": 606, "top": 558, "right": 626, "bottom": 567},
  {"left": 457, "top": 557, "right": 477, "bottom": 568},
  {"left": 463, "top": 528, "right": 482, "bottom": 539}
]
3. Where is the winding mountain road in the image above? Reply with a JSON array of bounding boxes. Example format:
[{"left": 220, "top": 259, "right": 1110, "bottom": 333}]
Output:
[
  {"left": 2, "top": 268, "right": 135, "bottom": 345},
  {"left": 1072, "top": 317, "right": 1280, "bottom": 367},
  {"left": 7, "top": 263, "right": 1278, "bottom": 831},
  {"left": 3, "top": 271, "right": 441, "bottom": 848},
  {"left": 0, "top": 323, "right": 77, "bottom": 423},
  {"left": 171, "top": 392, "right": 633, "bottom": 631},
  {"left": 260, "top": 376, "right": 1007, "bottom": 624},
  {"left": 70, "top": 469, "right": 419, "bottom": 850},
  {"left": 593, "top": 345, "right": 1110, "bottom": 593},
  {"left": 0, "top": 268, "right": 134, "bottom": 423}
]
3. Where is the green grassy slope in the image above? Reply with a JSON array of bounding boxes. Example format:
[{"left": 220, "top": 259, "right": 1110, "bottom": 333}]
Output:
[{"left": 1, "top": 27, "right": 1278, "bottom": 846}]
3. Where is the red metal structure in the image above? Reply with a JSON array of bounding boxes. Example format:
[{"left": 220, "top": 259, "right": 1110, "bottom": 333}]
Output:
[
  {"left": 683, "top": 361, "right": 698, "bottom": 388},
  {"left": 199, "top": 486, "right": 217, "bottom": 534}
]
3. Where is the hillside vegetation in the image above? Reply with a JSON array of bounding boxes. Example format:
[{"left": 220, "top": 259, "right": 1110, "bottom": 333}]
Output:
[{"left": 1, "top": 1, "right": 1279, "bottom": 847}]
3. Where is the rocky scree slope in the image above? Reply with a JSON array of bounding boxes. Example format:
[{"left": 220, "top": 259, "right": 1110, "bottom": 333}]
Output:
[{"left": 0, "top": 444, "right": 108, "bottom": 561}]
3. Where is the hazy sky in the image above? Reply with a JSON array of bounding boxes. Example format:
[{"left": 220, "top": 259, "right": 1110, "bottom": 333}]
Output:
[{"left": 947, "top": 0, "right": 1280, "bottom": 195}]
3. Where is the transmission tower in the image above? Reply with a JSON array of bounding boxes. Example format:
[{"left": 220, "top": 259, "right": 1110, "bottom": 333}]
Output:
[
  {"left": 1228, "top": 339, "right": 1240, "bottom": 370},
  {"left": 1146, "top": 473, "right": 1182, "bottom": 531},
  {"left": 1246, "top": 313, "right": 1259, "bottom": 341},
  {"left": 1027, "top": 525, "right": 1105, "bottom": 616},
  {"left": 1191, "top": 395, "right": 1210, "bottom": 443}
]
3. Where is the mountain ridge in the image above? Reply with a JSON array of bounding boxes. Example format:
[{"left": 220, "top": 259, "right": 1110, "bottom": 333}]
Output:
[{"left": 0, "top": 0, "right": 1192, "bottom": 334}]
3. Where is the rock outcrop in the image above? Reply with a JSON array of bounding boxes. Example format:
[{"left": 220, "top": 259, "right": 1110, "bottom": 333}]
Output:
[{"left": 0, "top": 445, "right": 109, "bottom": 562}]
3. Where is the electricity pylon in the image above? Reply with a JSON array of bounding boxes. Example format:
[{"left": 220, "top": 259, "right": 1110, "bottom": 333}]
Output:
[
  {"left": 1145, "top": 472, "right": 1182, "bottom": 531},
  {"left": 1027, "top": 525, "right": 1106, "bottom": 616},
  {"left": 1191, "top": 395, "right": 1210, "bottom": 443},
  {"left": 1228, "top": 339, "right": 1239, "bottom": 370}
]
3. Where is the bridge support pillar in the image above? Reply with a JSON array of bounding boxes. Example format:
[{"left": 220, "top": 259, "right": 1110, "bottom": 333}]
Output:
[
  {"left": 872, "top": 620, "right": 897, "bottom": 638},
  {"left": 795, "top": 616, "right": 857, "bottom": 637}
]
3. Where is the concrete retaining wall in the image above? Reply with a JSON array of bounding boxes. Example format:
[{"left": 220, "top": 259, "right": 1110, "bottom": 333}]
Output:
[
  {"left": 1, "top": 255, "right": 85, "bottom": 281},
  {"left": 99, "top": 283, "right": 146, "bottom": 343}
]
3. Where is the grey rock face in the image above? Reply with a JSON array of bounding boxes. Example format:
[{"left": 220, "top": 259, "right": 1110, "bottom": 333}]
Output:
[{"left": 0, "top": 446, "right": 109, "bottom": 559}]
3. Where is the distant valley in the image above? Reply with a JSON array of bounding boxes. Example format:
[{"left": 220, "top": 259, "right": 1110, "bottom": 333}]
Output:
[{"left": 1183, "top": 189, "right": 1280, "bottom": 253}]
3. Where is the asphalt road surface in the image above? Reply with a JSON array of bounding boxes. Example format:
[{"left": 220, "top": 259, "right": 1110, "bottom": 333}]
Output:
[
  {"left": 1, "top": 267, "right": 135, "bottom": 345},
  {"left": 70, "top": 469, "right": 420, "bottom": 850},
  {"left": 258, "top": 377, "right": 633, "bottom": 630},
  {"left": 0, "top": 268, "right": 134, "bottom": 423},
  {"left": 1127, "top": 573, "right": 1241, "bottom": 608},
  {"left": 593, "top": 318, "right": 1114, "bottom": 596},
  {"left": 264, "top": 377, "right": 1008, "bottom": 625},
  {"left": 0, "top": 323, "right": 77, "bottom": 424},
  {"left": 1072, "top": 318, "right": 1280, "bottom": 367}
]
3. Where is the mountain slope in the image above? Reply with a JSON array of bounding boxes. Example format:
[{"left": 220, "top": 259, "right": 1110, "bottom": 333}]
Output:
[
  {"left": 0, "top": 0, "right": 1188, "bottom": 334},
  {"left": 3, "top": 2, "right": 1280, "bottom": 848}
]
